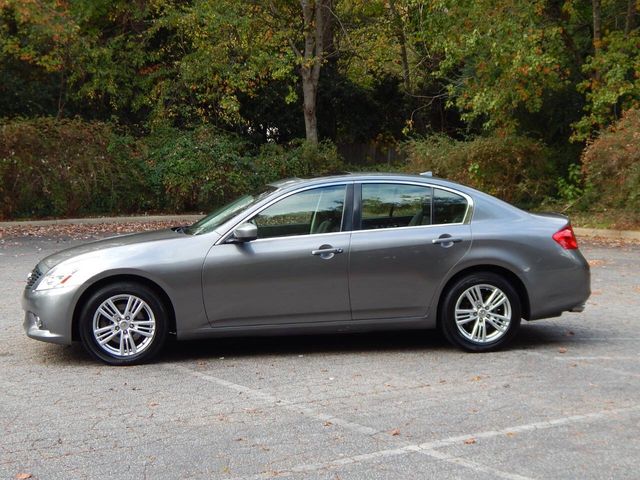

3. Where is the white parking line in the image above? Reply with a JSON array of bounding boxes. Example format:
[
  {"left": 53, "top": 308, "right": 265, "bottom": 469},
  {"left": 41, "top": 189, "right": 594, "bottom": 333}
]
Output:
[
  {"left": 166, "top": 364, "right": 640, "bottom": 480},
  {"left": 523, "top": 350, "right": 640, "bottom": 378},
  {"left": 553, "top": 355, "right": 639, "bottom": 361},
  {"left": 234, "top": 405, "right": 640, "bottom": 480},
  {"left": 165, "top": 364, "right": 379, "bottom": 435}
]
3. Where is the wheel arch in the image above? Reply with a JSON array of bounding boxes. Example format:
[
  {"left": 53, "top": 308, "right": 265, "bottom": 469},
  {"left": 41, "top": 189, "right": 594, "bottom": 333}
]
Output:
[
  {"left": 436, "top": 264, "right": 531, "bottom": 327},
  {"left": 72, "top": 274, "right": 177, "bottom": 342}
]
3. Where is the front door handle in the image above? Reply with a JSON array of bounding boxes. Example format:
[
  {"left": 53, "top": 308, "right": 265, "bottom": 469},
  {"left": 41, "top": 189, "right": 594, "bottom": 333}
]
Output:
[{"left": 311, "top": 247, "right": 344, "bottom": 256}]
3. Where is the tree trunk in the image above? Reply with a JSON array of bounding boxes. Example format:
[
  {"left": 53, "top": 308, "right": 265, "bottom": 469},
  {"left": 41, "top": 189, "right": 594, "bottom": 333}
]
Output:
[
  {"left": 592, "top": 0, "right": 602, "bottom": 55},
  {"left": 389, "top": 0, "right": 411, "bottom": 93},
  {"left": 299, "top": 0, "right": 326, "bottom": 144},
  {"left": 301, "top": 72, "right": 318, "bottom": 143},
  {"left": 625, "top": 0, "right": 637, "bottom": 35}
]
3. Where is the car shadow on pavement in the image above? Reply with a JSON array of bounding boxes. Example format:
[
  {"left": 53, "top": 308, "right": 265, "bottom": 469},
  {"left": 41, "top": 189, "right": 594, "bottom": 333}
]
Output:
[{"left": 33, "top": 322, "right": 589, "bottom": 365}]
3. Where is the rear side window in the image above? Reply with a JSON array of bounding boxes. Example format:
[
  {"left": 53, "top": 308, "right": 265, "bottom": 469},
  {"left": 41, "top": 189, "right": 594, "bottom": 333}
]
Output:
[
  {"left": 360, "top": 183, "right": 432, "bottom": 230},
  {"left": 433, "top": 188, "right": 467, "bottom": 224}
]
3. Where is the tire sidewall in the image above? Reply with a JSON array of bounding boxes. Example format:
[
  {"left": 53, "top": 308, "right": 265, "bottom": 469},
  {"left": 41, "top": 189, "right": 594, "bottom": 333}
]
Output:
[
  {"left": 78, "top": 282, "right": 168, "bottom": 365},
  {"left": 441, "top": 272, "right": 521, "bottom": 352}
]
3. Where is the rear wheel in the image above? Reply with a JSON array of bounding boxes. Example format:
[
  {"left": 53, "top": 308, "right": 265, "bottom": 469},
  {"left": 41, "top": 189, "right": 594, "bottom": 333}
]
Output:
[
  {"left": 441, "top": 272, "right": 521, "bottom": 352},
  {"left": 78, "top": 282, "right": 168, "bottom": 365}
]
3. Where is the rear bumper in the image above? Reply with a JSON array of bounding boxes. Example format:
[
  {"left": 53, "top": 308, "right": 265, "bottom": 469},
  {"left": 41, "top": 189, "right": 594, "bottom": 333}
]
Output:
[{"left": 527, "top": 249, "right": 591, "bottom": 320}]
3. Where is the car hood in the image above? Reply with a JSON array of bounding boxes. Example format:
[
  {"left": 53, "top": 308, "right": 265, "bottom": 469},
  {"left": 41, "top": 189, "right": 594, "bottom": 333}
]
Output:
[{"left": 39, "top": 229, "right": 189, "bottom": 271}]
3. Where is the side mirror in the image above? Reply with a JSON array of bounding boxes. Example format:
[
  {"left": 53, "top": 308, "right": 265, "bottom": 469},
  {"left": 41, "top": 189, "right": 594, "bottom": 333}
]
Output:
[{"left": 232, "top": 223, "right": 258, "bottom": 242}]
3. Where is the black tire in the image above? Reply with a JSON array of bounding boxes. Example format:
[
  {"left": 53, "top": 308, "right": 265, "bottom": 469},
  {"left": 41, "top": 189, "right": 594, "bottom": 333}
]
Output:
[
  {"left": 440, "top": 272, "right": 521, "bottom": 352},
  {"left": 78, "top": 282, "right": 169, "bottom": 365}
]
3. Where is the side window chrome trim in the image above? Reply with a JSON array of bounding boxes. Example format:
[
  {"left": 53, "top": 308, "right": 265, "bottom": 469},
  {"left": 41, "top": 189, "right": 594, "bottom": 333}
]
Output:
[
  {"left": 216, "top": 181, "right": 353, "bottom": 245},
  {"left": 232, "top": 230, "right": 351, "bottom": 245},
  {"left": 356, "top": 180, "right": 474, "bottom": 228}
]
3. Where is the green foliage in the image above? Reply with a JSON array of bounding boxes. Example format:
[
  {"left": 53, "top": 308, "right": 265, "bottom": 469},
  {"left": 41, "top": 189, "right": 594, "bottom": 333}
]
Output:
[
  {"left": 0, "top": 117, "right": 148, "bottom": 219},
  {"left": 581, "top": 108, "right": 640, "bottom": 213},
  {"left": 0, "top": 118, "right": 348, "bottom": 219},
  {"left": 404, "top": 134, "right": 555, "bottom": 207},
  {"left": 556, "top": 163, "right": 587, "bottom": 202},
  {"left": 144, "top": 127, "right": 252, "bottom": 212},
  {"left": 252, "top": 140, "right": 345, "bottom": 184},
  {"left": 574, "top": 30, "right": 640, "bottom": 140}
]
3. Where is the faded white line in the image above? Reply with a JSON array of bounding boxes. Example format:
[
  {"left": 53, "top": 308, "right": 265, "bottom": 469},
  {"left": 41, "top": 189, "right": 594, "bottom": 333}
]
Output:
[
  {"left": 233, "top": 404, "right": 640, "bottom": 480},
  {"left": 165, "top": 364, "right": 378, "bottom": 436},
  {"left": 168, "top": 364, "right": 534, "bottom": 479},
  {"left": 168, "top": 364, "right": 638, "bottom": 480},
  {"left": 523, "top": 350, "right": 640, "bottom": 378},
  {"left": 554, "top": 355, "right": 639, "bottom": 361}
]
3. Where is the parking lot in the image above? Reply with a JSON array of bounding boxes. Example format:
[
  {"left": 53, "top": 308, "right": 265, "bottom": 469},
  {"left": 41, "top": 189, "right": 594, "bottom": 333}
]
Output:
[{"left": 1, "top": 230, "right": 639, "bottom": 479}]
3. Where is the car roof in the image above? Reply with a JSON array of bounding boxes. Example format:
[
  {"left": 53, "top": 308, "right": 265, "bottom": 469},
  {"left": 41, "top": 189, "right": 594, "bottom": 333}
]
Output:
[{"left": 268, "top": 172, "right": 466, "bottom": 191}]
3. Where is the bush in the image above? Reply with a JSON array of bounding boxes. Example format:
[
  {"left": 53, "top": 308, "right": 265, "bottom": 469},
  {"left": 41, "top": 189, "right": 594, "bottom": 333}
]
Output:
[
  {"left": 144, "top": 127, "right": 253, "bottom": 212},
  {"left": 0, "top": 119, "right": 347, "bottom": 219},
  {"left": 581, "top": 109, "right": 640, "bottom": 213},
  {"left": 403, "top": 135, "right": 555, "bottom": 207},
  {"left": 0, "top": 117, "right": 148, "bottom": 219},
  {"left": 252, "top": 140, "right": 344, "bottom": 186}
]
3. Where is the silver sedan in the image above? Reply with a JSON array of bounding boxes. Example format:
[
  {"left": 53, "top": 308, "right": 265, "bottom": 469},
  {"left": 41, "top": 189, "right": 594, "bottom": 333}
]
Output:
[{"left": 22, "top": 173, "right": 590, "bottom": 365}]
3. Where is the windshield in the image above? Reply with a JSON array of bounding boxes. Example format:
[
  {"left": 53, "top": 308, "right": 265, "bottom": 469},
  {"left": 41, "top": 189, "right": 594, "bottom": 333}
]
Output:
[{"left": 185, "top": 186, "right": 276, "bottom": 235}]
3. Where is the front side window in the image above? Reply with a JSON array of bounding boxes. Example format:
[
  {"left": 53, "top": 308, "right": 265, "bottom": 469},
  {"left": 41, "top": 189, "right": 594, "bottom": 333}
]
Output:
[
  {"left": 251, "top": 185, "right": 347, "bottom": 239},
  {"left": 361, "top": 183, "right": 432, "bottom": 230}
]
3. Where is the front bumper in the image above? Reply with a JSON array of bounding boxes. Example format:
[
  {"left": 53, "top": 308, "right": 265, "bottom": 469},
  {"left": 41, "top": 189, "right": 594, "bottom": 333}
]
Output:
[{"left": 22, "top": 285, "right": 80, "bottom": 345}]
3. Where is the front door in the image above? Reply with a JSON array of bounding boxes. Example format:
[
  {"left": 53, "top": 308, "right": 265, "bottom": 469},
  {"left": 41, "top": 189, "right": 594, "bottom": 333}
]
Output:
[{"left": 202, "top": 184, "right": 352, "bottom": 326}]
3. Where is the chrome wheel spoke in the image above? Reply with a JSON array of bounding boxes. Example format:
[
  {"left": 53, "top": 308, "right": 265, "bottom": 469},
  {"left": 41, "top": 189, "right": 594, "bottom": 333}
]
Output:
[
  {"left": 455, "top": 309, "right": 476, "bottom": 326},
  {"left": 129, "top": 327, "right": 153, "bottom": 337},
  {"left": 486, "top": 315, "right": 508, "bottom": 332},
  {"left": 96, "top": 327, "right": 118, "bottom": 345},
  {"left": 486, "top": 292, "right": 507, "bottom": 311}
]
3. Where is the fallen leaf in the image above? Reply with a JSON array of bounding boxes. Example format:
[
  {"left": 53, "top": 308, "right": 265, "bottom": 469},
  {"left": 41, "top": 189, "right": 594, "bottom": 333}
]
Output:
[
  {"left": 15, "top": 475, "right": 32, "bottom": 480},
  {"left": 506, "top": 432, "right": 516, "bottom": 438},
  {"left": 471, "top": 375, "right": 483, "bottom": 381},
  {"left": 558, "top": 347, "right": 567, "bottom": 354},
  {"left": 390, "top": 429, "right": 401, "bottom": 436},
  {"left": 588, "top": 259, "right": 605, "bottom": 267},
  {"left": 148, "top": 402, "right": 159, "bottom": 407},
  {"left": 324, "top": 421, "right": 333, "bottom": 427},
  {"left": 464, "top": 438, "right": 476, "bottom": 445}
]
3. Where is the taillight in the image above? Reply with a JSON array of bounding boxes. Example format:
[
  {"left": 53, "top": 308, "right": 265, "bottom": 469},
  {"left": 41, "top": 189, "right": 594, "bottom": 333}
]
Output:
[{"left": 553, "top": 225, "right": 578, "bottom": 250}]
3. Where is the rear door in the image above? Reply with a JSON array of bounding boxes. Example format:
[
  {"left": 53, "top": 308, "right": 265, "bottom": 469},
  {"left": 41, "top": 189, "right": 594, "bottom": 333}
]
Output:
[{"left": 348, "top": 182, "right": 472, "bottom": 320}]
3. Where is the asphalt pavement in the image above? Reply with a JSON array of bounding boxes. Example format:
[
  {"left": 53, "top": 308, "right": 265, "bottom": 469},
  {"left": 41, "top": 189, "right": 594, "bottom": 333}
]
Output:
[{"left": 1, "top": 232, "right": 639, "bottom": 479}]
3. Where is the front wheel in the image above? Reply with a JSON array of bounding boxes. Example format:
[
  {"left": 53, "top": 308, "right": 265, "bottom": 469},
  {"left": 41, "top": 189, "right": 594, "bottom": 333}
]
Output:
[
  {"left": 440, "top": 272, "right": 521, "bottom": 352},
  {"left": 78, "top": 282, "right": 169, "bottom": 365}
]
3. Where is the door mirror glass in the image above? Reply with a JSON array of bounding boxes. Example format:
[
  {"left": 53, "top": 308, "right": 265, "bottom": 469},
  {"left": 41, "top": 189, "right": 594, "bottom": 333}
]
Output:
[{"left": 233, "top": 223, "right": 258, "bottom": 242}]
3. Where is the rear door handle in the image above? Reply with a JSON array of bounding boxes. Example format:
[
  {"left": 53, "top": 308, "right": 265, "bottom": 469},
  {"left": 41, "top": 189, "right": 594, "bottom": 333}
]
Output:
[
  {"left": 432, "top": 237, "right": 463, "bottom": 245},
  {"left": 311, "top": 247, "right": 343, "bottom": 255}
]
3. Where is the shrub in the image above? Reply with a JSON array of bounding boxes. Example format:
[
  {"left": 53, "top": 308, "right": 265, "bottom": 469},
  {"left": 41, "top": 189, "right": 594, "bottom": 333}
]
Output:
[
  {"left": 581, "top": 108, "right": 640, "bottom": 213},
  {"left": 0, "top": 119, "right": 347, "bottom": 219},
  {"left": 251, "top": 140, "right": 345, "bottom": 187},
  {"left": 0, "top": 117, "right": 148, "bottom": 219},
  {"left": 144, "top": 127, "right": 253, "bottom": 212},
  {"left": 403, "top": 135, "right": 555, "bottom": 207}
]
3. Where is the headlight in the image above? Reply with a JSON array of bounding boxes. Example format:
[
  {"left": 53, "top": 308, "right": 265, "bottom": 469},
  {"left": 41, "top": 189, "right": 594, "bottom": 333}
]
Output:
[{"left": 35, "top": 265, "right": 80, "bottom": 291}]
